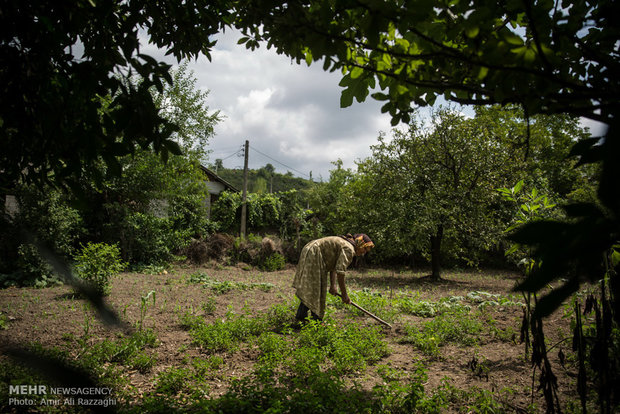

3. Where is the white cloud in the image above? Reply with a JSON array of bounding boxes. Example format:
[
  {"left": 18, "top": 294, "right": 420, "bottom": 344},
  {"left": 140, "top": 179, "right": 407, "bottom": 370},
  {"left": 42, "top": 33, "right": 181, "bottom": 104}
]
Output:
[
  {"left": 144, "top": 29, "right": 607, "bottom": 181},
  {"left": 142, "top": 29, "right": 393, "bottom": 179}
]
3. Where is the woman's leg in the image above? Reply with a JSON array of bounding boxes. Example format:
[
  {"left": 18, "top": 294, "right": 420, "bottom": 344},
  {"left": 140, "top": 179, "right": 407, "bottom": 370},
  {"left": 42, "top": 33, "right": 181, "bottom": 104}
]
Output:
[
  {"left": 296, "top": 302, "right": 309, "bottom": 321},
  {"left": 296, "top": 302, "right": 321, "bottom": 321}
]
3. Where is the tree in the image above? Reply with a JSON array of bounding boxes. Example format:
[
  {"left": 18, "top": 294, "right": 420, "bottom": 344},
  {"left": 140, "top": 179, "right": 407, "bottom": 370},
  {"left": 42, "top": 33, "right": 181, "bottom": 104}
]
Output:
[
  {"left": 77, "top": 65, "right": 220, "bottom": 264},
  {"left": 151, "top": 62, "right": 221, "bottom": 162},
  {"left": 234, "top": 0, "right": 618, "bottom": 316},
  {"left": 307, "top": 160, "right": 358, "bottom": 236},
  {"left": 236, "top": 0, "right": 618, "bottom": 125},
  {"left": 473, "top": 105, "right": 596, "bottom": 199},
  {"left": 1, "top": 0, "right": 230, "bottom": 192},
  {"left": 214, "top": 159, "right": 224, "bottom": 172},
  {"left": 358, "top": 108, "right": 513, "bottom": 279}
]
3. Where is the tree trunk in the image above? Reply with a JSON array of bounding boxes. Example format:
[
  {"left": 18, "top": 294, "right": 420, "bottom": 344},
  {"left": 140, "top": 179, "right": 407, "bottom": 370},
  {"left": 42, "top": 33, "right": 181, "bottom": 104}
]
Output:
[{"left": 430, "top": 224, "right": 443, "bottom": 280}]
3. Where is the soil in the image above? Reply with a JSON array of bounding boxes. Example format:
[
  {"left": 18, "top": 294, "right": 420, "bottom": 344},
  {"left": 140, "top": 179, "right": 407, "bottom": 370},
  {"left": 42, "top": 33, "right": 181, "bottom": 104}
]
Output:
[{"left": 0, "top": 264, "right": 579, "bottom": 412}]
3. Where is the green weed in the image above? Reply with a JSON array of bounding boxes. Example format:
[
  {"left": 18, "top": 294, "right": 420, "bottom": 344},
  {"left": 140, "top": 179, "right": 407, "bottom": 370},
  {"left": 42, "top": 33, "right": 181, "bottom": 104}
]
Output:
[
  {"left": 187, "top": 271, "right": 275, "bottom": 294},
  {"left": 192, "top": 355, "right": 225, "bottom": 381},
  {"left": 202, "top": 297, "right": 216, "bottom": 315},
  {"left": 349, "top": 289, "right": 401, "bottom": 322},
  {"left": 80, "top": 329, "right": 158, "bottom": 372},
  {"left": 0, "top": 313, "right": 10, "bottom": 330},
  {"left": 397, "top": 296, "right": 472, "bottom": 317},
  {"left": 187, "top": 310, "right": 267, "bottom": 352},
  {"left": 178, "top": 309, "right": 203, "bottom": 330},
  {"left": 466, "top": 291, "right": 524, "bottom": 309},
  {"left": 129, "top": 352, "right": 157, "bottom": 373},
  {"left": 401, "top": 312, "right": 484, "bottom": 356},
  {"left": 182, "top": 301, "right": 295, "bottom": 353},
  {"left": 155, "top": 367, "right": 191, "bottom": 395},
  {"left": 138, "top": 290, "right": 156, "bottom": 331}
]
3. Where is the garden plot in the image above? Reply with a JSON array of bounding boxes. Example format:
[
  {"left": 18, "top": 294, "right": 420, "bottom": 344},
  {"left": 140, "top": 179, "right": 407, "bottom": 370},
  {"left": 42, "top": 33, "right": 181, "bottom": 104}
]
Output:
[{"left": 0, "top": 266, "right": 579, "bottom": 412}]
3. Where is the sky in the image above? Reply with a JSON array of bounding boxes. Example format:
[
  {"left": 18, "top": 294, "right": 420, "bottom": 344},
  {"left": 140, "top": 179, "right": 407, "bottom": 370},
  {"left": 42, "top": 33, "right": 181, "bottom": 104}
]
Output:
[
  {"left": 144, "top": 29, "right": 400, "bottom": 181},
  {"left": 144, "top": 29, "right": 607, "bottom": 182}
]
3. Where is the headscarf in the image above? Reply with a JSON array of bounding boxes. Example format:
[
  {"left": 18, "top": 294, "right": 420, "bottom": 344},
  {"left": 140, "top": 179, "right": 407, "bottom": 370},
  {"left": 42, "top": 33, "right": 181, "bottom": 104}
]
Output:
[{"left": 340, "top": 233, "right": 374, "bottom": 250}]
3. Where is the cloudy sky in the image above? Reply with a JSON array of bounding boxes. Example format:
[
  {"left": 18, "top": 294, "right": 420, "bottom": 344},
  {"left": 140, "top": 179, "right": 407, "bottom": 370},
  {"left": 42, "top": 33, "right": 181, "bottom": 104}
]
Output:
[
  {"left": 145, "top": 29, "right": 607, "bottom": 182},
  {"left": 145, "top": 29, "right": 400, "bottom": 181}
]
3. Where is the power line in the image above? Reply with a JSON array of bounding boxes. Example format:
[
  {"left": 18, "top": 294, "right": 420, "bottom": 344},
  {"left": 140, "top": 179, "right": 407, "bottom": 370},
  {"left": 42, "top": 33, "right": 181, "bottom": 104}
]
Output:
[
  {"left": 216, "top": 147, "right": 244, "bottom": 161},
  {"left": 249, "top": 145, "right": 310, "bottom": 179}
]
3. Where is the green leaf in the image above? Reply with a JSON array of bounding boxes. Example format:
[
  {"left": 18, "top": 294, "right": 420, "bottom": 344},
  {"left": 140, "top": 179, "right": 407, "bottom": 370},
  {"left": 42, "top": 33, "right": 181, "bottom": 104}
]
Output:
[
  {"left": 304, "top": 48, "right": 313, "bottom": 66},
  {"left": 350, "top": 66, "right": 364, "bottom": 79},
  {"left": 523, "top": 48, "right": 536, "bottom": 63},
  {"left": 163, "top": 139, "right": 182, "bottom": 156},
  {"left": 513, "top": 180, "right": 524, "bottom": 194},
  {"left": 611, "top": 248, "right": 620, "bottom": 267},
  {"left": 371, "top": 92, "right": 389, "bottom": 101},
  {"left": 503, "top": 31, "right": 524, "bottom": 45},
  {"left": 465, "top": 26, "right": 479, "bottom": 38},
  {"left": 340, "top": 87, "right": 354, "bottom": 108}
]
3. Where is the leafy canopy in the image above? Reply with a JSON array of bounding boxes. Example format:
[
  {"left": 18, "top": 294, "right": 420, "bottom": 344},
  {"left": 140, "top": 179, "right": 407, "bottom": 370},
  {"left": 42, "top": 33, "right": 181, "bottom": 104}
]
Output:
[
  {"left": 0, "top": 0, "right": 230, "bottom": 192},
  {"left": 235, "top": 0, "right": 618, "bottom": 125}
]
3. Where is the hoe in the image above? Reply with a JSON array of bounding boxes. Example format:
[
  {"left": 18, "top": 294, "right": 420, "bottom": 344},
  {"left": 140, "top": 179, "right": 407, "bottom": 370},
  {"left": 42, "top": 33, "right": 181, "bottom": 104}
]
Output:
[{"left": 336, "top": 293, "right": 392, "bottom": 329}]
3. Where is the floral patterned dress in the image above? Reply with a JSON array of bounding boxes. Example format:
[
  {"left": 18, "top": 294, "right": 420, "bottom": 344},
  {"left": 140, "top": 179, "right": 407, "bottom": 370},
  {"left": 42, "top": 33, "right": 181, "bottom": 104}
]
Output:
[{"left": 292, "top": 236, "right": 355, "bottom": 319}]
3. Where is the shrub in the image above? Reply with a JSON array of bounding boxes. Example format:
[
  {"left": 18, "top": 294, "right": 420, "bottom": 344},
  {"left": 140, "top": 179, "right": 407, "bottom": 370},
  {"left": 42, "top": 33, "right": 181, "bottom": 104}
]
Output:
[
  {"left": 228, "top": 235, "right": 286, "bottom": 271},
  {"left": 13, "top": 244, "right": 60, "bottom": 288},
  {"left": 1, "top": 185, "right": 84, "bottom": 287},
  {"left": 74, "top": 242, "right": 125, "bottom": 296},
  {"left": 258, "top": 252, "right": 286, "bottom": 271},
  {"left": 102, "top": 205, "right": 189, "bottom": 266}
]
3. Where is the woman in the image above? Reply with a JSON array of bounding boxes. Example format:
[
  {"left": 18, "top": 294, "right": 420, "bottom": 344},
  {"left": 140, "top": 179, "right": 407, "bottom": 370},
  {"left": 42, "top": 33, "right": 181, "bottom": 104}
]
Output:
[{"left": 292, "top": 233, "right": 374, "bottom": 321}]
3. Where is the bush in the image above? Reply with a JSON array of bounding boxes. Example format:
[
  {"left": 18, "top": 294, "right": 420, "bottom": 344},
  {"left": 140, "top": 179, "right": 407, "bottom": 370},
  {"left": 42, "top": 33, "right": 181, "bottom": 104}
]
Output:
[
  {"left": 229, "top": 235, "right": 286, "bottom": 271},
  {"left": 258, "top": 252, "right": 286, "bottom": 271},
  {"left": 1, "top": 185, "right": 84, "bottom": 287},
  {"left": 103, "top": 206, "right": 189, "bottom": 266},
  {"left": 74, "top": 242, "right": 125, "bottom": 295}
]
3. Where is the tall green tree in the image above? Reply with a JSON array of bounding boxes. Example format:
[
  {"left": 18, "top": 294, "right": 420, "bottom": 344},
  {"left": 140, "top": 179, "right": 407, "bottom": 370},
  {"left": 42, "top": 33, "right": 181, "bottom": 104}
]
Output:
[
  {"left": 151, "top": 62, "right": 221, "bottom": 162},
  {"left": 0, "top": 0, "right": 231, "bottom": 192},
  {"left": 358, "top": 109, "right": 513, "bottom": 278},
  {"left": 77, "top": 65, "right": 220, "bottom": 264},
  {"left": 307, "top": 160, "right": 358, "bottom": 236},
  {"left": 473, "top": 105, "right": 597, "bottom": 200}
]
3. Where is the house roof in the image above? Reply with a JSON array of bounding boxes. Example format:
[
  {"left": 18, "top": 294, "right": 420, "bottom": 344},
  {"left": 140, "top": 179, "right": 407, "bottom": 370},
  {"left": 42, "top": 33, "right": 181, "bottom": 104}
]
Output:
[{"left": 199, "top": 165, "right": 239, "bottom": 192}]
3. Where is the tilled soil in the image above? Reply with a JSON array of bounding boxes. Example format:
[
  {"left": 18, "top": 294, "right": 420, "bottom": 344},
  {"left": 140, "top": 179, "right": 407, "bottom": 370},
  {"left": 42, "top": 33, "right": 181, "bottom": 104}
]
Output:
[{"left": 0, "top": 264, "right": 579, "bottom": 411}]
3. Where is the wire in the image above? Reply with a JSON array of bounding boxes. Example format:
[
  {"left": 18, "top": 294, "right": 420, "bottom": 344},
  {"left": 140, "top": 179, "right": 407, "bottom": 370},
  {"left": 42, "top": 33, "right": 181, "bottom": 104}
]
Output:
[
  {"left": 216, "top": 148, "right": 243, "bottom": 161},
  {"left": 249, "top": 145, "right": 310, "bottom": 178}
]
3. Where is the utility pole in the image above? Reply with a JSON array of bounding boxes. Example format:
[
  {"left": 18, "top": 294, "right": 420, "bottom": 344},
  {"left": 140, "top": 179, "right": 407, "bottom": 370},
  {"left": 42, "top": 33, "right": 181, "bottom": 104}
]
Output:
[{"left": 240, "top": 140, "right": 249, "bottom": 238}]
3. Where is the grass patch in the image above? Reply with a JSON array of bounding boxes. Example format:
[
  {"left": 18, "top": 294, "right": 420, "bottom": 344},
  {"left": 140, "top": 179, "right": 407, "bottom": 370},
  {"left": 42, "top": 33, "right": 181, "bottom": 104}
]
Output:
[
  {"left": 397, "top": 295, "right": 471, "bottom": 317},
  {"left": 181, "top": 302, "right": 295, "bottom": 353},
  {"left": 400, "top": 311, "right": 485, "bottom": 356},
  {"left": 187, "top": 271, "right": 275, "bottom": 294},
  {"left": 80, "top": 328, "right": 159, "bottom": 373}
]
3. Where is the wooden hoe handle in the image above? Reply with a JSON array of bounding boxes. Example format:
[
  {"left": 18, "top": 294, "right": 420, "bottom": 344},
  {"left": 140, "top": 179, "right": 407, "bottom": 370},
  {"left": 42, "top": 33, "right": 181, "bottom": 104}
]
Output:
[{"left": 335, "top": 293, "right": 393, "bottom": 329}]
